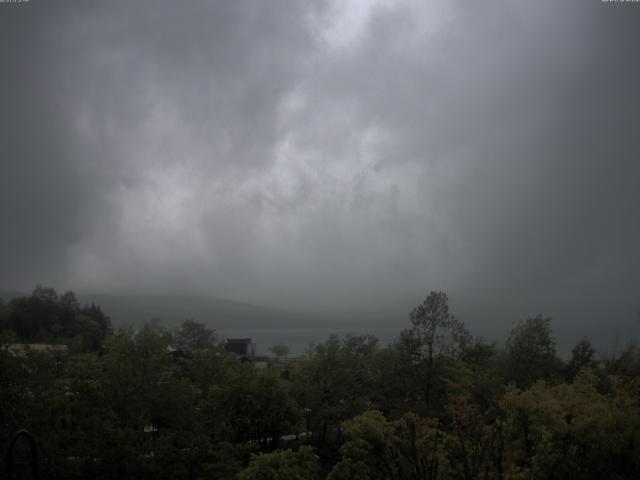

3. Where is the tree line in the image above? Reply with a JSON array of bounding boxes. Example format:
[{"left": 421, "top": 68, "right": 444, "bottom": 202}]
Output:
[{"left": 1, "top": 288, "right": 640, "bottom": 479}]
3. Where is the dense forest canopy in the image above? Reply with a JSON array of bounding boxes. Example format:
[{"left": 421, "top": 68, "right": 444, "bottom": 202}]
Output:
[
  {"left": 0, "top": 286, "right": 111, "bottom": 352},
  {"left": 2, "top": 287, "right": 640, "bottom": 479}
]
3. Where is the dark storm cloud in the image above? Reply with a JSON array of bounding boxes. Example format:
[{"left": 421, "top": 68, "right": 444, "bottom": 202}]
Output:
[
  {"left": 1, "top": 0, "right": 638, "bottom": 341},
  {"left": 286, "top": 0, "right": 640, "bottom": 328},
  {"left": 1, "top": 0, "right": 320, "bottom": 290}
]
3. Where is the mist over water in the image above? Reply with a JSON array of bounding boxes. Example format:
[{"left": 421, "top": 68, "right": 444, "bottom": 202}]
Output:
[{"left": 220, "top": 328, "right": 399, "bottom": 356}]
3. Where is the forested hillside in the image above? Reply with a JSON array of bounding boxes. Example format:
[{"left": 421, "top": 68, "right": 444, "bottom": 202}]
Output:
[{"left": 2, "top": 288, "right": 640, "bottom": 479}]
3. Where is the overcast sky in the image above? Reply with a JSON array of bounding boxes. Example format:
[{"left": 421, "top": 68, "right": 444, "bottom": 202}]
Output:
[{"left": 1, "top": 0, "right": 639, "bottom": 336}]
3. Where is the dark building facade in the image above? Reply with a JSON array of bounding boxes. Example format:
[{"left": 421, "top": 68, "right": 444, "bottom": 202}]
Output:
[{"left": 224, "top": 338, "right": 256, "bottom": 358}]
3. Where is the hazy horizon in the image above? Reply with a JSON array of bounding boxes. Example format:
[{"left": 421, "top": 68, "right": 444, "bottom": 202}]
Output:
[{"left": 2, "top": 1, "right": 639, "bottom": 337}]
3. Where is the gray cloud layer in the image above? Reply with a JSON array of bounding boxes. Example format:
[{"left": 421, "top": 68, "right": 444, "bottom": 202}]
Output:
[{"left": 1, "top": 0, "right": 639, "bottom": 338}]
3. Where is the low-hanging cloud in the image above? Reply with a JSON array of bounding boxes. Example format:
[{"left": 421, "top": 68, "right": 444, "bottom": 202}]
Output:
[{"left": 1, "top": 0, "right": 639, "bottom": 340}]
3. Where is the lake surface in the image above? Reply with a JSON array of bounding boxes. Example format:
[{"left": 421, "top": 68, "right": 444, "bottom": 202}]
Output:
[{"left": 219, "top": 327, "right": 403, "bottom": 356}]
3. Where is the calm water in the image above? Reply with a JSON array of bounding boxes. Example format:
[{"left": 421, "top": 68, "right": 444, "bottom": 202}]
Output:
[
  {"left": 219, "top": 327, "right": 402, "bottom": 356},
  {"left": 223, "top": 325, "right": 640, "bottom": 358}
]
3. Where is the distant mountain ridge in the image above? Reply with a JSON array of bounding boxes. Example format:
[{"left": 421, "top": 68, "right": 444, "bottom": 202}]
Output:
[
  {"left": 77, "top": 293, "right": 377, "bottom": 331},
  {"left": 3, "top": 289, "right": 633, "bottom": 354},
  {"left": 0, "top": 289, "right": 24, "bottom": 302},
  {"left": 0, "top": 288, "right": 394, "bottom": 331}
]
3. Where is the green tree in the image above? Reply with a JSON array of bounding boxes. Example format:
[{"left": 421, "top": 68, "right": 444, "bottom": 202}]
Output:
[
  {"left": 500, "top": 373, "right": 640, "bottom": 479},
  {"left": 237, "top": 446, "right": 321, "bottom": 480},
  {"left": 328, "top": 410, "right": 447, "bottom": 480},
  {"left": 446, "top": 395, "right": 500, "bottom": 480},
  {"left": 399, "top": 291, "right": 470, "bottom": 411},
  {"left": 173, "top": 318, "right": 217, "bottom": 351},
  {"left": 505, "top": 315, "right": 561, "bottom": 388},
  {"left": 603, "top": 342, "right": 640, "bottom": 378},
  {"left": 210, "top": 366, "right": 299, "bottom": 449},
  {"left": 5, "top": 286, "right": 111, "bottom": 350},
  {"left": 0, "top": 297, "right": 10, "bottom": 332},
  {"left": 289, "top": 335, "right": 377, "bottom": 446},
  {"left": 565, "top": 337, "right": 598, "bottom": 382}
]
